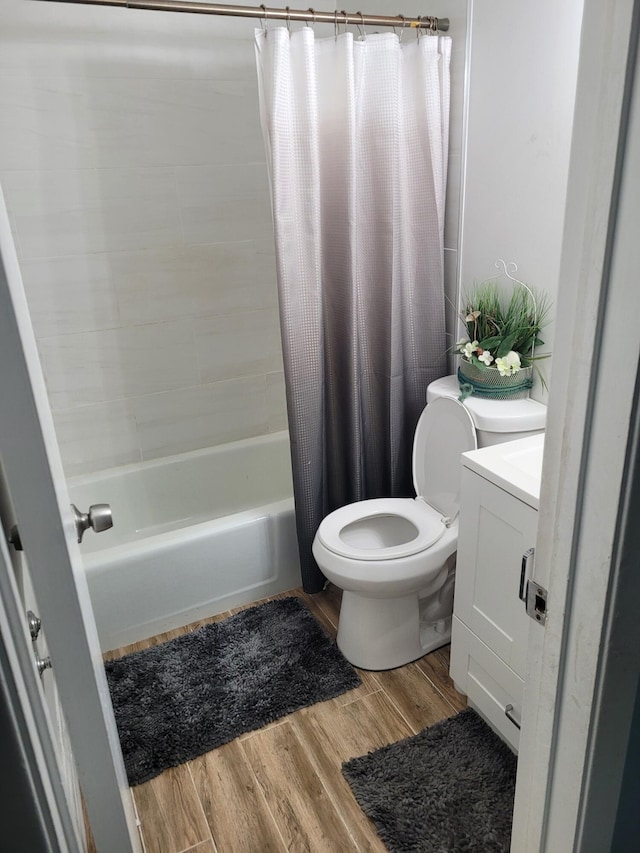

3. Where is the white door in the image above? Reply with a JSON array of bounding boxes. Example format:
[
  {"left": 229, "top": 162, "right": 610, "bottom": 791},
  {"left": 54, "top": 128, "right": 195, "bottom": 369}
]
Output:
[
  {"left": 512, "top": 1, "right": 640, "bottom": 849},
  {"left": 0, "top": 185, "right": 141, "bottom": 852}
]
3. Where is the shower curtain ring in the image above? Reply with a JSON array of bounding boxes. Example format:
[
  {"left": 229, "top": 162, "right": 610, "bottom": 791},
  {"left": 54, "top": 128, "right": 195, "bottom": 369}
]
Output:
[
  {"left": 259, "top": 3, "right": 267, "bottom": 32},
  {"left": 357, "top": 11, "right": 366, "bottom": 40},
  {"left": 334, "top": 9, "right": 339, "bottom": 40},
  {"left": 285, "top": 5, "right": 291, "bottom": 33},
  {"left": 306, "top": 7, "right": 316, "bottom": 28},
  {"left": 398, "top": 14, "right": 406, "bottom": 42}
]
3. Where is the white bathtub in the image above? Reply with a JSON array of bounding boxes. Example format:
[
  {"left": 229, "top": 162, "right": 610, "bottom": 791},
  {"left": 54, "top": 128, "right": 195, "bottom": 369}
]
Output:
[{"left": 68, "top": 432, "right": 301, "bottom": 651}]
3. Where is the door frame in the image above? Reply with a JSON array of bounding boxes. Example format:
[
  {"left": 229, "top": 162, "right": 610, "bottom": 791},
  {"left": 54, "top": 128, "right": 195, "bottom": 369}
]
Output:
[
  {"left": 0, "top": 187, "right": 141, "bottom": 851},
  {"left": 513, "top": 1, "right": 640, "bottom": 849}
]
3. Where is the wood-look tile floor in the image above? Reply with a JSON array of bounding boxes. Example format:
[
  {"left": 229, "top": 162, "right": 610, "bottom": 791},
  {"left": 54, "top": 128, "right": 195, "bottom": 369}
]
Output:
[{"left": 101, "top": 585, "right": 467, "bottom": 853}]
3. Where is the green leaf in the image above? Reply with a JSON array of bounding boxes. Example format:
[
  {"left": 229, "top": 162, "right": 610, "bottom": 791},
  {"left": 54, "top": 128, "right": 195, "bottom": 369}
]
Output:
[
  {"left": 519, "top": 335, "right": 535, "bottom": 354},
  {"left": 470, "top": 354, "right": 486, "bottom": 369},
  {"left": 478, "top": 336, "right": 501, "bottom": 351},
  {"left": 496, "top": 332, "right": 518, "bottom": 358}
]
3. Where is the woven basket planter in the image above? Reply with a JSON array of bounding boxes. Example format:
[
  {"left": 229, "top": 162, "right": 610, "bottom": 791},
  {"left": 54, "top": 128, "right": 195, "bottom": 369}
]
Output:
[{"left": 458, "top": 358, "right": 533, "bottom": 400}]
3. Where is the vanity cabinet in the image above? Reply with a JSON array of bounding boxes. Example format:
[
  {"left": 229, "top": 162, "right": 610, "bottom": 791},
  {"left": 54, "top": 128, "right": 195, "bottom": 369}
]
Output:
[{"left": 450, "top": 440, "right": 541, "bottom": 752}]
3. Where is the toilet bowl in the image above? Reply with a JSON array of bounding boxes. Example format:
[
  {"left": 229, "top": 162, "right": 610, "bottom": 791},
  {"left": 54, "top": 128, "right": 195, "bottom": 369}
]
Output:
[{"left": 312, "top": 375, "right": 547, "bottom": 671}]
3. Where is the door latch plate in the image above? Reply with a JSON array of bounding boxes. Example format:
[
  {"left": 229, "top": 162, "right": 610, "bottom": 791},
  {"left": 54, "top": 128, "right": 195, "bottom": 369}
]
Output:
[{"left": 525, "top": 580, "right": 548, "bottom": 625}]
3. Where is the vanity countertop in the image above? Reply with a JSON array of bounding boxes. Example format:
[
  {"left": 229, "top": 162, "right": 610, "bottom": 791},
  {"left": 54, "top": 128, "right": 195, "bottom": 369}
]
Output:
[{"left": 461, "top": 433, "right": 544, "bottom": 510}]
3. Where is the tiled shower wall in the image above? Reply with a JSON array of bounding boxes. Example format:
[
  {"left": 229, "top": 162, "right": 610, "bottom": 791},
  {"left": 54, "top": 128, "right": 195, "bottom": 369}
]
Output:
[{"left": 0, "top": 0, "right": 467, "bottom": 477}]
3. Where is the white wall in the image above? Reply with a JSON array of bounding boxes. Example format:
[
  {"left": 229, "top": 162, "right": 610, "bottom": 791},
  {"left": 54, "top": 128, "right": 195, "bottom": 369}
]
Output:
[
  {"left": 459, "top": 0, "right": 584, "bottom": 399},
  {"left": 0, "top": 0, "right": 467, "bottom": 476}
]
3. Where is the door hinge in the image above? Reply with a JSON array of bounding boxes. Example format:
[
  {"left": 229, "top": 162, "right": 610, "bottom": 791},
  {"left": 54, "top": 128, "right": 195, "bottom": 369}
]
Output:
[
  {"left": 8, "top": 524, "right": 23, "bottom": 551},
  {"left": 525, "top": 580, "right": 548, "bottom": 625}
]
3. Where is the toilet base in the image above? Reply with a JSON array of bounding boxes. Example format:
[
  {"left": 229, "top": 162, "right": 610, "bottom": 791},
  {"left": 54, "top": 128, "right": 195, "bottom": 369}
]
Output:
[
  {"left": 419, "top": 617, "right": 452, "bottom": 655},
  {"left": 336, "top": 591, "right": 450, "bottom": 671}
]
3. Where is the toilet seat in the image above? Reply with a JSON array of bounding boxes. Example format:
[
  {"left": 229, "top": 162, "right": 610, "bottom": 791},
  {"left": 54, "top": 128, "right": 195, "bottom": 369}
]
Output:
[{"left": 316, "top": 497, "right": 447, "bottom": 561}]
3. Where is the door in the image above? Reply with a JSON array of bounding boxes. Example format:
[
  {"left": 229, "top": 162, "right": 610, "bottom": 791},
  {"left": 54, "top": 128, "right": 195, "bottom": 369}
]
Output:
[
  {"left": 0, "top": 186, "right": 140, "bottom": 851},
  {"left": 512, "top": 2, "right": 640, "bottom": 849}
]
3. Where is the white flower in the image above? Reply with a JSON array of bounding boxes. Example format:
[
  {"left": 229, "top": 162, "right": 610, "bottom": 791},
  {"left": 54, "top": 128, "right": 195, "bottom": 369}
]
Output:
[
  {"left": 462, "top": 340, "right": 480, "bottom": 359},
  {"left": 478, "top": 349, "right": 494, "bottom": 366},
  {"left": 465, "top": 310, "right": 481, "bottom": 322},
  {"left": 495, "top": 350, "right": 522, "bottom": 376},
  {"left": 455, "top": 338, "right": 469, "bottom": 353}
]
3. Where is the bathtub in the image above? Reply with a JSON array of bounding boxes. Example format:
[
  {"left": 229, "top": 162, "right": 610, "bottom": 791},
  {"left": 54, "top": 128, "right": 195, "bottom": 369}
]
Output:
[{"left": 68, "top": 432, "right": 301, "bottom": 652}]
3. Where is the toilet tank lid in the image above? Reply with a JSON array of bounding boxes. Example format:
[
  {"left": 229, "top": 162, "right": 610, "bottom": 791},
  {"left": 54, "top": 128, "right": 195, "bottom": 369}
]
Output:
[{"left": 426, "top": 375, "right": 547, "bottom": 433}]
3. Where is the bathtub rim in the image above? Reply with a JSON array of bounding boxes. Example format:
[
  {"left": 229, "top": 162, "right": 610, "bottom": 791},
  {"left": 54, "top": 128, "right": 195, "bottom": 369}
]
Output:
[{"left": 81, "top": 497, "right": 295, "bottom": 569}]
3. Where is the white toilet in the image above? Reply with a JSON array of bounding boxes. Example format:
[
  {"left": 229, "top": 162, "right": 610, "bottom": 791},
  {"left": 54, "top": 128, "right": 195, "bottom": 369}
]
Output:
[{"left": 312, "top": 375, "right": 546, "bottom": 670}]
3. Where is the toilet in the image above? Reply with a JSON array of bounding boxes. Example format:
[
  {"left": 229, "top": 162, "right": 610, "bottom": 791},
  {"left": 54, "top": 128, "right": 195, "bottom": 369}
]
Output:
[{"left": 312, "top": 374, "right": 546, "bottom": 670}]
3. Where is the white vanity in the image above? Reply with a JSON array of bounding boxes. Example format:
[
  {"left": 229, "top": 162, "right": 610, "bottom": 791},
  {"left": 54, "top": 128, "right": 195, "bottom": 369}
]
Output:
[{"left": 450, "top": 433, "right": 544, "bottom": 752}]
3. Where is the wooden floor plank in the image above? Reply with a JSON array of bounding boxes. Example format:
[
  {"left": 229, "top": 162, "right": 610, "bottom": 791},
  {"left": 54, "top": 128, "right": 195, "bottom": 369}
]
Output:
[
  {"left": 181, "top": 611, "right": 233, "bottom": 632},
  {"left": 291, "top": 691, "right": 416, "bottom": 851},
  {"left": 374, "top": 661, "right": 459, "bottom": 733},
  {"left": 416, "top": 649, "right": 467, "bottom": 713},
  {"left": 190, "top": 740, "right": 285, "bottom": 852},
  {"left": 241, "top": 721, "right": 358, "bottom": 852},
  {"left": 133, "top": 765, "right": 211, "bottom": 853},
  {"left": 179, "top": 842, "right": 216, "bottom": 853},
  {"left": 103, "top": 637, "right": 153, "bottom": 661},
  {"left": 312, "top": 583, "right": 343, "bottom": 630}
]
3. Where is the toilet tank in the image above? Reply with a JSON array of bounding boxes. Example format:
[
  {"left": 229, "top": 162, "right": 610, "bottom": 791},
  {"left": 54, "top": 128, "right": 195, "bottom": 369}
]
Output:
[{"left": 426, "top": 375, "right": 546, "bottom": 448}]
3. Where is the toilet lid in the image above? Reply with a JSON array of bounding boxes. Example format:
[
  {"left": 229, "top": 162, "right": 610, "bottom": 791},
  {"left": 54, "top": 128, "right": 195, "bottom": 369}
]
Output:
[
  {"left": 316, "top": 497, "right": 447, "bottom": 561},
  {"left": 412, "top": 397, "right": 477, "bottom": 519}
]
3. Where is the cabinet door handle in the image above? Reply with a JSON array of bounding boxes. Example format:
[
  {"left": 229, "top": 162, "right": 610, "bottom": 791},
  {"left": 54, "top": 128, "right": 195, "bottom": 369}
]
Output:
[
  {"left": 519, "top": 547, "right": 535, "bottom": 601},
  {"left": 505, "top": 703, "right": 522, "bottom": 730}
]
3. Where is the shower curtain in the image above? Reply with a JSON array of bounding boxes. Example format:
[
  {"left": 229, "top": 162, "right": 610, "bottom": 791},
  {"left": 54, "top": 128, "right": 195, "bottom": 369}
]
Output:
[{"left": 255, "top": 27, "right": 451, "bottom": 592}]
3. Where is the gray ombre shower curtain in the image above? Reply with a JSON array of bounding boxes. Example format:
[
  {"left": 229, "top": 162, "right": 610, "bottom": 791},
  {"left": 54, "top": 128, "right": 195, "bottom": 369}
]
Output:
[{"left": 255, "top": 27, "right": 451, "bottom": 592}]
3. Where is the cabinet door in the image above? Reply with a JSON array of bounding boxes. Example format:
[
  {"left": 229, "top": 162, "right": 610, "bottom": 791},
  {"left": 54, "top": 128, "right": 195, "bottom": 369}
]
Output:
[{"left": 454, "top": 468, "right": 538, "bottom": 677}]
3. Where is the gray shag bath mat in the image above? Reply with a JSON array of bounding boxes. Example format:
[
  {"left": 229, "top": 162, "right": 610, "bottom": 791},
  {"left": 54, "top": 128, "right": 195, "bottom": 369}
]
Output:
[
  {"left": 342, "top": 707, "right": 517, "bottom": 853},
  {"left": 106, "top": 596, "right": 360, "bottom": 786}
]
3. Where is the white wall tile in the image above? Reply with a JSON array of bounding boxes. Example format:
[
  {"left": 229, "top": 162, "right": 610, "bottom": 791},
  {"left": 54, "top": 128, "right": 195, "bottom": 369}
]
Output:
[
  {"left": 52, "top": 400, "right": 141, "bottom": 477},
  {"left": 113, "top": 240, "right": 278, "bottom": 326},
  {"left": 17, "top": 253, "right": 121, "bottom": 337},
  {"left": 176, "top": 162, "right": 270, "bottom": 205},
  {"left": 0, "top": 75, "right": 266, "bottom": 171},
  {"left": 133, "top": 376, "right": 269, "bottom": 460},
  {"left": 1, "top": 167, "right": 176, "bottom": 215},
  {"left": 266, "top": 371, "right": 288, "bottom": 432},
  {"left": 177, "top": 163, "right": 273, "bottom": 244},
  {"left": 38, "top": 321, "right": 200, "bottom": 410},
  {"left": 194, "top": 308, "right": 283, "bottom": 384},
  {"left": 10, "top": 172, "right": 181, "bottom": 259}
]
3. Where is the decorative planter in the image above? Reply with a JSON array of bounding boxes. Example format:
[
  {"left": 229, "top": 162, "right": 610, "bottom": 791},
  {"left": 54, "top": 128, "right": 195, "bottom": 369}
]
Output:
[{"left": 458, "top": 357, "right": 533, "bottom": 400}]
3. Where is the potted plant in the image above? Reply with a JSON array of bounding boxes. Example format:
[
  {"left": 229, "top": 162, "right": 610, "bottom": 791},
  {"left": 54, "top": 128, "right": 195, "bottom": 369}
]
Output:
[{"left": 455, "top": 279, "right": 550, "bottom": 400}]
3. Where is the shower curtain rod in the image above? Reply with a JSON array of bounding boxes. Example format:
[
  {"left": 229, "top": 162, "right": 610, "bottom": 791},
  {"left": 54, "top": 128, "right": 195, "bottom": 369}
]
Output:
[{"left": 36, "top": 0, "right": 449, "bottom": 32}]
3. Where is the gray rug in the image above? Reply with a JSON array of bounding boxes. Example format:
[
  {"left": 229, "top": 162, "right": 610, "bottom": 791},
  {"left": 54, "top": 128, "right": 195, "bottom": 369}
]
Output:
[
  {"left": 342, "top": 707, "right": 517, "bottom": 853},
  {"left": 106, "top": 596, "right": 360, "bottom": 786}
]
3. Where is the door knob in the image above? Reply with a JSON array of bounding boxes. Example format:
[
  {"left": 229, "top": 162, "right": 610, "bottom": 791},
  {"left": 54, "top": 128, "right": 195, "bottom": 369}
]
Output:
[
  {"left": 35, "top": 654, "right": 52, "bottom": 677},
  {"left": 27, "top": 610, "right": 42, "bottom": 641},
  {"left": 71, "top": 503, "right": 113, "bottom": 543}
]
